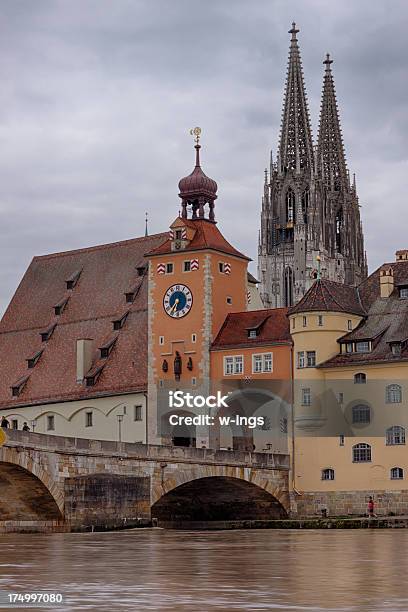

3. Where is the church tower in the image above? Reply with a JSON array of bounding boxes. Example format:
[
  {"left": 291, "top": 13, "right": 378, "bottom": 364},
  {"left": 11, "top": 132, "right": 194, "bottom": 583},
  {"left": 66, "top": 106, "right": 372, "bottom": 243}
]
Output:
[{"left": 258, "top": 24, "right": 367, "bottom": 308}]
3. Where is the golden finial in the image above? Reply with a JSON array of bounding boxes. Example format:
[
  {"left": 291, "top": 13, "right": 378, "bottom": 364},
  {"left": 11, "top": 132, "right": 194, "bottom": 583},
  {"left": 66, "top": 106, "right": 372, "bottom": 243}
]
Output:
[{"left": 190, "top": 126, "right": 202, "bottom": 145}]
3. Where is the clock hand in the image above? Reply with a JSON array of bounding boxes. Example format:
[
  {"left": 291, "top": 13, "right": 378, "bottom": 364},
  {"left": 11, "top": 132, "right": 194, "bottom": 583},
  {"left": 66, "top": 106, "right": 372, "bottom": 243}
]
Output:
[{"left": 170, "top": 298, "right": 179, "bottom": 314}]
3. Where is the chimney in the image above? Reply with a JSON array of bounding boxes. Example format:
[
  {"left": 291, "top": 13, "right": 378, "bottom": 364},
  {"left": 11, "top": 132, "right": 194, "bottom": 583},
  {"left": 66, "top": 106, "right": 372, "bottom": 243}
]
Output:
[
  {"left": 76, "top": 339, "right": 93, "bottom": 382},
  {"left": 380, "top": 267, "right": 394, "bottom": 298},
  {"left": 396, "top": 250, "right": 408, "bottom": 261}
]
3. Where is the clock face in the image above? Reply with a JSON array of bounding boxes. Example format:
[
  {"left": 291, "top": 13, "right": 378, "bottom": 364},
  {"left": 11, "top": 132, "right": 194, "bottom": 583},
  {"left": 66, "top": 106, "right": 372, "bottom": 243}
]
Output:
[{"left": 163, "top": 284, "right": 193, "bottom": 318}]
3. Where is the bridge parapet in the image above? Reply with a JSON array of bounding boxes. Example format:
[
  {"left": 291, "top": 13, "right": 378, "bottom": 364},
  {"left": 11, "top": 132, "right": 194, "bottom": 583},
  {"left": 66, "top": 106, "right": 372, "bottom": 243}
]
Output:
[{"left": 3, "top": 429, "right": 289, "bottom": 470}]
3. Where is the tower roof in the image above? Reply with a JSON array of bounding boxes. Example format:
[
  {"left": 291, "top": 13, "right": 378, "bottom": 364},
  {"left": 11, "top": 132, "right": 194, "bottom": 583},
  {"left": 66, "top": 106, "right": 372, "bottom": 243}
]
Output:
[
  {"left": 278, "top": 22, "right": 314, "bottom": 173},
  {"left": 178, "top": 144, "right": 218, "bottom": 202},
  {"left": 317, "top": 54, "right": 348, "bottom": 190}
]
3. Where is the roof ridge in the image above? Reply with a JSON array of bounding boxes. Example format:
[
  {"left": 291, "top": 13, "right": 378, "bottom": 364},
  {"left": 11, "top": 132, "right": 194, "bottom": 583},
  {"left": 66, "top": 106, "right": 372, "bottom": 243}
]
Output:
[{"left": 33, "top": 232, "right": 168, "bottom": 261}]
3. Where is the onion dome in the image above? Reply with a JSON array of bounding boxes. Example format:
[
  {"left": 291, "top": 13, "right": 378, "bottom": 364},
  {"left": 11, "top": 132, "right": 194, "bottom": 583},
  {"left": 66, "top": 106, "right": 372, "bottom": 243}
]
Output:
[{"left": 178, "top": 144, "right": 218, "bottom": 201}]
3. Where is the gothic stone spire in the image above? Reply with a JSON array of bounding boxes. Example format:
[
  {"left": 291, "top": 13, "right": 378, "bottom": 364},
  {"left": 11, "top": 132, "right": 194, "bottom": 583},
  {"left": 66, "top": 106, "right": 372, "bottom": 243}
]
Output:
[
  {"left": 317, "top": 54, "right": 348, "bottom": 190},
  {"left": 279, "top": 23, "right": 314, "bottom": 174}
]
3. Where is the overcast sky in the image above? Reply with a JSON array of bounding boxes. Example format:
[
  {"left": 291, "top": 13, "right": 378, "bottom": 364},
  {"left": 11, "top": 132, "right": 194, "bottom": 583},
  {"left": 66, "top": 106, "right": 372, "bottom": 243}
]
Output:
[{"left": 0, "top": 0, "right": 407, "bottom": 315}]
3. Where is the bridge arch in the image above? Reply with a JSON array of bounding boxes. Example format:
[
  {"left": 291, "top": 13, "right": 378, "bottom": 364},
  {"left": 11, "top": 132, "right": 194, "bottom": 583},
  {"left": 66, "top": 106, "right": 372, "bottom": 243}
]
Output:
[
  {"left": 151, "top": 473, "right": 288, "bottom": 525},
  {"left": 0, "top": 446, "right": 64, "bottom": 516},
  {"left": 152, "top": 464, "right": 289, "bottom": 515}
]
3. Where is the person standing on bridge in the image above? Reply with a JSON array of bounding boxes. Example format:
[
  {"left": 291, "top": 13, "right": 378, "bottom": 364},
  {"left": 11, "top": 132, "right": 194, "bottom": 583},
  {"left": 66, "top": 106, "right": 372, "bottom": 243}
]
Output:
[
  {"left": 1, "top": 416, "right": 9, "bottom": 428},
  {"left": 22, "top": 422, "right": 30, "bottom": 432}
]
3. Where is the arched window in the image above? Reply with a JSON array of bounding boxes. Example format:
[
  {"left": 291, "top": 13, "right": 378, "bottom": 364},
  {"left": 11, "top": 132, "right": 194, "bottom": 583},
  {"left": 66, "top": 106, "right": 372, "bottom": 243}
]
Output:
[
  {"left": 301, "top": 190, "right": 309, "bottom": 223},
  {"left": 352, "top": 443, "right": 371, "bottom": 463},
  {"left": 321, "top": 468, "right": 335, "bottom": 481},
  {"left": 386, "top": 384, "right": 402, "bottom": 404},
  {"left": 335, "top": 208, "right": 343, "bottom": 252},
  {"left": 284, "top": 267, "right": 294, "bottom": 307},
  {"left": 352, "top": 404, "right": 370, "bottom": 424},
  {"left": 386, "top": 426, "right": 405, "bottom": 446},
  {"left": 354, "top": 373, "right": 366, "bottom": 384},
  {"left": 286, "top": 189, "right": 296, "bottom": 224},
  {"left": 391, "top": 467, "right": 404, "bottom": 480}
]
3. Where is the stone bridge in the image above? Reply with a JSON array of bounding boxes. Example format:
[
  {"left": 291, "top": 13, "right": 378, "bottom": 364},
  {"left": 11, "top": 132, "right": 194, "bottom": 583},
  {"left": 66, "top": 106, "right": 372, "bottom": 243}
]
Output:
[{"left": 0, "top": 430, "right": 290, "bottom": 532}]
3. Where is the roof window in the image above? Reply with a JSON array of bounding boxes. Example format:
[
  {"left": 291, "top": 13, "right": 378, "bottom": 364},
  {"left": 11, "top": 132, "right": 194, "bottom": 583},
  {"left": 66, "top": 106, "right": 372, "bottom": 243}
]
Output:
[
  {"left": 26, "top": 349, "right": 43, "bottom": 369},
  {"left": 99, "top": 336, "right": 118, "bottom": 359},
  {"left": 66, "top": 269, "right": 82, "bottom": 290},
  {"left": 54, "top": 296, "right": 69, "bottom": 316},
  {"left": 11, "top": 375, "right": 30, "bottom": 397},
  {"left": 112, "top": 310, "right": 129, "bottom": 331},
  {"left": 40, "top": 323, "right": 57, "bottom": 342}
]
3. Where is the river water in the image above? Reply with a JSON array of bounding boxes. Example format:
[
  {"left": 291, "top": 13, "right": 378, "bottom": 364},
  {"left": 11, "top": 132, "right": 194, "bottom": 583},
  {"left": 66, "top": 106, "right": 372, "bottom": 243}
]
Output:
[{"left": 1, "top": 529, "right": 408, "bottom": 611}]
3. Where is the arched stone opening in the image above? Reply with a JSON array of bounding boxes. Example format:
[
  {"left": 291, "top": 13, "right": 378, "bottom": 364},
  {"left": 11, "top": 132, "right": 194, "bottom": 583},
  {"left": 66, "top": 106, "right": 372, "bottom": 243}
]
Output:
[
  {"left": 151, "top": 476, "right": 288, "bottom": 527},
  {"left": 160, "top": 410, "right": 197, "bottom": 448},
  {"left": 0, "top": 462, "right": 62, "bottom": 521}
]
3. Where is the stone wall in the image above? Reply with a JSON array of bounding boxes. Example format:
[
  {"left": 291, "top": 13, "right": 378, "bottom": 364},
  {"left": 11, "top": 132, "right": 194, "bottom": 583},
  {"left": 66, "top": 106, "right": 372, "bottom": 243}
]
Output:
[
  {"left": 64, "top": 474, "right": 151, "bottom": 531},
  {"left": 295, "top": 490, "right": 408, "bottom": 517}
]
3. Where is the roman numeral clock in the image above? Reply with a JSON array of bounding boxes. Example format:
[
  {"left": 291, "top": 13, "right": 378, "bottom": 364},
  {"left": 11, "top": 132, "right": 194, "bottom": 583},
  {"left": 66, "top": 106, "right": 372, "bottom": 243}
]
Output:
[{"left": 163, "top": 284, "right": 193, "bottom": 318}]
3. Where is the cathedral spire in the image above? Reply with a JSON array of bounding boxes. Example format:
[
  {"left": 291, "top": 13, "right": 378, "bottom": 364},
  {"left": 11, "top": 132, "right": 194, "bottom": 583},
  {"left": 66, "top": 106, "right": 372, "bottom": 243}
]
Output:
[
  {"left": 317, "top": 54, "right": 348, "bottom": 190},
  {"left": 279, "top": 22, "right": 314, "bottom": 174}
]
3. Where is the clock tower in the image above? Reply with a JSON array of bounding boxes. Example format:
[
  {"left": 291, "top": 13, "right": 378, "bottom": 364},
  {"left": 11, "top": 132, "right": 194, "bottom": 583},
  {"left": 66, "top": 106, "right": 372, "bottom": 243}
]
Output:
[{"left": 146, "top": 129, "right": 250, "bottom": 446}]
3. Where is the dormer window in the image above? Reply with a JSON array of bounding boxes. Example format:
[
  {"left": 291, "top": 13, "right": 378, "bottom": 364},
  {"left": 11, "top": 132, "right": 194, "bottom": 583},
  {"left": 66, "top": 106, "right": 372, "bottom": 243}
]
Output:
[
  {"left": 175, "top": 230, "right": 183, "bottom": 240},
  {"left": 399, "top": 286, "right": 408, "bottom": 299},
  {"left": 85, "top": 365, "right": 104, "bottom": 387},
  {"left": 54, "top": 296, "right": 69, "bottom": 316},
  {"left": 99, "top": 336, "right": 118, "bottom": 359},
  {"left": 11, "top": 375, "right": 30, "bottom": 397},
  {"left": 248, "top": 329, "right": 258, "bottom": 339},
  {"left": 66, "top": 270, "right": 82, "bottom": 290},
  {"left": 112, "top": 311, "right": 129, "bottom": 331},
  {"left": 26, "top": 350, "right": 43, "bottom": 369},
  {"left": 40, "top": 323, "right": 56, "bottom": 342},
  {"left": 391, "top": 342, "right": 402, "bottom": 356},
  {"left": 136, "top": 265, "right": 146, "bottom": 277},
  {"left": 125, "top": 290, "right": 136, "bottom": 303}
]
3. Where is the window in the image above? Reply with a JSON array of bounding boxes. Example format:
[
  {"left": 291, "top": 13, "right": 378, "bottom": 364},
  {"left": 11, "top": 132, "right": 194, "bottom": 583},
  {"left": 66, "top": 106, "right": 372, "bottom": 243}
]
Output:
[
  {"left": 280, "top": 417, "right": 288, "bottom": 434},
  {"left": 12, "top": 419, "right": 18, "bottom": 430},
  {"left": 386, "top": 384, "right": 402, "bottom": 404},
  {"left": 352, "top": 404, "right": 370, "bottom": 424},
  {"left": 85, "top": 412, "right": 93, "bottom": 427},
  {"left": 166, "top": 263, "right": 173, "bottom": 274},
  {"left": 318, "top": 315, "right": 323, "bottom": 326},
  {"left": 47, "top": 415, "right": 55, "bottom": 431},
  {"left": 391, "top": 343, "right": 402, "bottom": 356},
  {"left": 301, "top": 388, "right": 311, "bottom": 406},
  {"left": 297, "top": 352, "right": 305, "bottom": 368},
  {"left": 303, "top": 316, "right": 307, "bottom": 327},
  {"left": 337, "top": 392, "right": 344, "bottom": 404},
  {"left": 386, "top": 425, "right": 405, "bottom": 445},
  {"left": 346, "top": 343, "right": 353, "bottom": 353},
  {"left": 192, "top": 333, "right": 197, "bottom": 343},
  {"left": 191, "top": 377, "right": 196, "bottom": 386},
  {"left": 352, "top": 443, "right": 371, "bottom": 462},
  {"left": 248, "top": 329, "right": 257, "bottom": 339},
  {"left": 348, "top": 320, "right": 353, "bottom": 331},
  {"left": 159, "top": 336, "right": 164, "bottom": 345},
  {"left": 354, "top": 373, "right": 366, "bottom": 384},
  {"left": 224, "top": 356, "right": 243, "bottom": 376},
  {"left": 339, "top": 434, "right": 345, "bottom": 446},
  {"left": 356, "top": 341, "right": 370, "bottom": 353},
  {"left": 399, "top": 287, "right": 408, "bottom": 299},
  {"left": 252, "top": 353, "right": 273, "bottom": 374},
  {"left": 391, "top": 467, "right": 404, "bottom": 480},
  {"left": 183, "top": 261, "right": 191, "bottom": 272},
  {"left": 292, "top": 318, "right": 295, "bottom": 329},
  {"left": 219, "top": 262, "right": 225, "bottom": 273},
  {"left": 286, "top": 189, "right": 295, "bottom": 223},
  {"left": 307, "top": 351, "right": 316, "bottom": 367},
  {"left": 175, "top": 230, "right": 182, "bottom": 240},
  {"left": 322, "top": 468, "right": 335, "bottom": 481},
  {"left": 134, "top": 405, "right": 142, "bottom": 421},
  {"left": 226, "top": 297, "right": 232, "bottom": 305}
]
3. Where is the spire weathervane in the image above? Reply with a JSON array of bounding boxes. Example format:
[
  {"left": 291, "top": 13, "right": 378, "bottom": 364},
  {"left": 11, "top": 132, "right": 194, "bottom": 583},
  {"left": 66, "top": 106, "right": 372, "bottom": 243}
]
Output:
[
  {"left": 145, "top": 212, "right": 148, "bottom": 237},
  {"left": 190, "top": 126, "right": 202, "bottom": 145}
]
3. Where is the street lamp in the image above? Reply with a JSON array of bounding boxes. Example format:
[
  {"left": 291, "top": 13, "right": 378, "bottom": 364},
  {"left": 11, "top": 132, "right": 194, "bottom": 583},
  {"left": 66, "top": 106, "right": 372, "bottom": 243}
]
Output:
[
  {"left": 117, "top": 414, "right": 124, "bottom": 443},
  {"left": 30, "top": 419, "right": 37, "bottom": 432}
]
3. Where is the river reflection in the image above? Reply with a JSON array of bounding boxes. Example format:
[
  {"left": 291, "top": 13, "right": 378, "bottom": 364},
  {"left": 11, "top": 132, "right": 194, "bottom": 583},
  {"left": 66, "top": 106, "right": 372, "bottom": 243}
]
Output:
[{"left": 1, "top": 529, "right": 408, "bottom": 611}]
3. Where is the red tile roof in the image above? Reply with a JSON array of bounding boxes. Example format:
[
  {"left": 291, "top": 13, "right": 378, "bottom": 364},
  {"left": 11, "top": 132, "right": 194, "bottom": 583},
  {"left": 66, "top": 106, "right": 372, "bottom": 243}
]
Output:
[
  {"left": 211, "top": 308, "right": 291, "bottom": 350},
  {"left": 288, "top": 279, "right": 366, "bottom": 316},
  {"left": 146, "top": 219, "right": 250, "bottom": 261},
  {"left": 0, "top": 233, "right": 167, "bottom": 408}
]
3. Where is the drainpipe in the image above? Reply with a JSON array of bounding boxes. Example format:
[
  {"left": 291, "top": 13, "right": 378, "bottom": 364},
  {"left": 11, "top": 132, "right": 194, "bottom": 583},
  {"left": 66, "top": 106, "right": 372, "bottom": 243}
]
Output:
[
  {"left": 290, "top": 343, "right": 302, "bottom": 496},
  {"left": 143, "top": 392, "right": 148, "bottom": 445}
]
